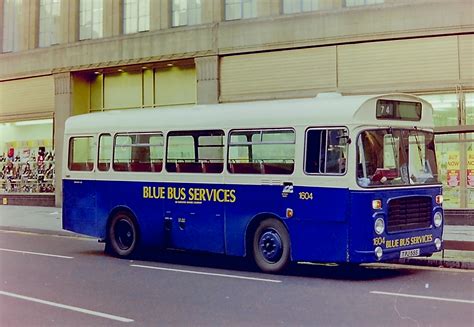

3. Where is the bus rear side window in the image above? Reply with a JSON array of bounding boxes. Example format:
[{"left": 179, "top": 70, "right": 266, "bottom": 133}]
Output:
[{"left": 68, "top": 136, "right": 95, "bottom": 171}]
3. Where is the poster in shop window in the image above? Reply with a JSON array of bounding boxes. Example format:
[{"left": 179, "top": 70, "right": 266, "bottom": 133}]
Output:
[
  {"left": 468, "top": 151, "right": 474, "bottom": 188},
  {"left": 447, "top": 151, "right": 460, "bottom": 187}
]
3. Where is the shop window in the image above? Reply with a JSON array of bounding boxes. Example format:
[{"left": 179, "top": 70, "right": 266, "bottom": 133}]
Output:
[
  {"left": 155, "top": 66, "right": 196, "bottom": 106},
  {"left": 466, "top": 93, "right": 474, "bottom": 125},
  {"left": 0, "top": 119, "right": 55, "bottom": 193},
  {"left": 113, "top": 133, "right": 163, "bottom": 172},
  {"left": 467, "top": 133, "right": 474, "bottom": 208},
  {"left": 283, "top": 0, "right": 320, "bottom": 14},
  {"left": 69, "top": 136, "right": 95, "bottom": 171},
  {"left": 420, "top": 94, "right": 458, "bottom": 127},
  {"left": 225, "top": 0, "right": 256, "bottom": 20},
  {"left": 435, "top": 134, "right": 461, "bottom": 208},
  {"left": 305, "top": 128, "right": 348, "bottom": 175},
  {"left": 228, "top": 129, "right": 295, "bottom": 175},
  {"left": 166, "top": 130, "right": 224, "bottom": 173}
]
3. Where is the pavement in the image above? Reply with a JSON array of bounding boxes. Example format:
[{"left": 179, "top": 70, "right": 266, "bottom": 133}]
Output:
[{"left": 0, "top": 205, "right": 472, "bottom": 269}]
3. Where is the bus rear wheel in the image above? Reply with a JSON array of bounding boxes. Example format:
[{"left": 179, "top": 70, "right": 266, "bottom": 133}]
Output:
[
  {"left": 107, "top": 211, "right": 138, "bottom": 258},
  {"left": 252, "top": 219, "right": 290, "bottom": 273}
]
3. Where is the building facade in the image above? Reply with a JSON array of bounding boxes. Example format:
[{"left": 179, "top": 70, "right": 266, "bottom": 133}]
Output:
[{"left": 0, "top": 0, "right": 473, "bottom": 209}]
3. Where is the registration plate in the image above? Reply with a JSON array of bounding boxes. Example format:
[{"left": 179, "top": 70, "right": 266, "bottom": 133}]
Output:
[{"left": 400, "top": 248, "right": 420, "bottom": 258}]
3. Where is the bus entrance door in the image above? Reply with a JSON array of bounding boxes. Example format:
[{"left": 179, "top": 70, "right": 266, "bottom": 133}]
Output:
[{"left": 164, "top": 185, "right": 225, "bottom": 254}]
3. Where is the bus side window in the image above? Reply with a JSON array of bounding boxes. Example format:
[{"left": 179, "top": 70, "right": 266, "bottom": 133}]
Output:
[
  {"left": 68, "top": 136, "right": 95, "bottom": 171},
  {"left": 305, "top": 129, "right": 325, "bottom": 174},
  {"left": 228, "top": 129, "right": 295, "bottom": 175},
  {"left": 325, "top": 129, "right": 347, "bottom": 174},
  {"left": 305, "top": 128, "right": 347, "bottom": 175},
  {"left": 98, "top": 134, "right": 111, "bottom": 171},
  {"left": 166, "top": 130, "right": 224, "bottom": 174},
  {"left": 113, "top": 133, "right": 164, "bottom": 172}
]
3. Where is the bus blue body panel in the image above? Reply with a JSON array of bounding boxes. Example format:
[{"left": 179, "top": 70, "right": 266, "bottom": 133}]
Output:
[
  {"left": 63, "top": 180, "right": 97, "bottom": 237},
  {"left": 348, "top": 186, "right": 443, "bottom": 263},
  {"left": 63, "top": 179, "right": 442, "bottom": 263}
]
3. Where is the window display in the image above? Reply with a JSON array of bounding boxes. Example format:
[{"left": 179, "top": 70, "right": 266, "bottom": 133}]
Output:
[
  {"left": 420, "top": 93, "right": 473, "bottom": 209},
  {"left": 467, "top": 93, "right": 474, "bottom": 125},
  {"left": 0, "top": 147, "right": 55, "bottom": 193},
  {"left": 467, "top": 133, "right": 474, "bottom": 208},
  {"left": 0, "top": 120, "right": 54, "bottom": 194}
]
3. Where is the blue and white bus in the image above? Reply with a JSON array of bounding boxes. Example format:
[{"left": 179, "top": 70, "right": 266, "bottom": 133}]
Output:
[{"left": 63, "top": 93, "right": 443, "bottom": 273}]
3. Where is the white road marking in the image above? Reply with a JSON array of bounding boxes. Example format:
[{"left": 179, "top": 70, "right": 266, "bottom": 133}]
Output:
[
  {"left": 366, "top": 263, "right": 474, "bottom": 273},
  {"left": 0, "top": 248, "right": 73, "bottom": 259},
  {"left": 0, "top": 290, "right": 133, "bottom": 323},
  {"left": 131, "top": 264, "right": 282, "bottom": 283},
  {"left": 371, "top": 291, "right": 474, "bottom": 304},
  {"left": 0, "top": 229, "right": 95, "bottom": 241}
]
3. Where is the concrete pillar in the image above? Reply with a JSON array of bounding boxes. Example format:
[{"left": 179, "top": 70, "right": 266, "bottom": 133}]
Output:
[
  {"left": 150, "top": 0, "right": 162, "bottom": 30},
  {"left": 27, "top": 0, "right": 39, "bottom": 49},
  {"left": 195, "top": 56, "right": 219, "bottom": 104},
  {"left": 104, "top": 0, "right": 123, "bottom": 37},
  {"left": 60, "top": 0, "right": 79, "bottom": 44},
  {"left": 202, "top": 0, "right": 223, "bottom": 24},
  {"left": 257, "top": 0, "right": 281, "bottom": 17},
  {"left": 319, "top": 0, "right": 339, "bottom": 10},
  {"left": 160, "top": 0, "right": 170, "bottom": 29},
  {"left": 18, "top": 0, "right": 29, "bottom": 51},
  {"left": 0, "top": 0, "right": 4, "bottom": 51},
  {"left": 54, "top": 73, "right": 73, "bottom": 207}
]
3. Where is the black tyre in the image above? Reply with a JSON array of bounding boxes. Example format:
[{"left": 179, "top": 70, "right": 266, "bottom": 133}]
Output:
[
  {"left": 252, "top": 218, "right": 291, "bottom": 273},
  {"left": 107, "top": 211, "right": 139, "bottom": 257}
]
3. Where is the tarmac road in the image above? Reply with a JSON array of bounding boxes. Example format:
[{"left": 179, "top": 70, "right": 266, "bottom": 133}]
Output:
[{"left": 0, "top": 229, "right": 473, "bottom": 327}]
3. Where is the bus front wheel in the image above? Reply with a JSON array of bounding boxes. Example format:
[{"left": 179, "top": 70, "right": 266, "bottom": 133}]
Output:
[
  {"left": 252, "top": 219, "right": 290, "bottom": 273},
  {"left": 107, "top": 211, "right": 139, "bottom": 258}
]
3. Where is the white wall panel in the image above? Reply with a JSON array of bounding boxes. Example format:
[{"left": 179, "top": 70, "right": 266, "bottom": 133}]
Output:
[
  {"left": 459, "top": 35, "right": 474, "bottom": 82},
  {"left": 338, "top": 37, "right": 459, "bottom": 90},
  {"left": 0, "top": 76, "right": 54, "bottom": 121},
  {"left": 221, "top": 47, "right": 336, "bottom": 101}
]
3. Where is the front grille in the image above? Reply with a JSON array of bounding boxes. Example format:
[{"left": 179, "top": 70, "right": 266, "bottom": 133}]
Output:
[{"left": 387, "top": 196, "right": 432, "bottom": 233}]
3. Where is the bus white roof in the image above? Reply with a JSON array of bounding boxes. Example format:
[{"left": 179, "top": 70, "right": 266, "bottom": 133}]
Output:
[{"left": 64, "top": 93, "right": 434, "bottom": 134}]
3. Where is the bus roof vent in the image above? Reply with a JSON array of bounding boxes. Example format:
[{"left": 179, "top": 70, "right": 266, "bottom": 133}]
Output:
[{"left": 315, "top": 92, "right": 343, "bottom": 99}]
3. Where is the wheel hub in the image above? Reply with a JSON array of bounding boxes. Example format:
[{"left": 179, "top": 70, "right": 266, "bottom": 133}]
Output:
[
  {"left": 259, "top": 229, "right": 283, "bottom": 263},
  {"left": 115, "top": 219, "right": 134, "bottom": 250}
]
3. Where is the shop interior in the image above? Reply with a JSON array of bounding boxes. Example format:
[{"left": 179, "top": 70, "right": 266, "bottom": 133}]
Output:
[{"left": 0, "top": 119, "right": 55, "bottom": 194}]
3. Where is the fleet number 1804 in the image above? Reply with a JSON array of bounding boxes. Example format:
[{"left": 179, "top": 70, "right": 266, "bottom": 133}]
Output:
[{"left": 299, "top": 192, "right": 313, "bottom": 200}]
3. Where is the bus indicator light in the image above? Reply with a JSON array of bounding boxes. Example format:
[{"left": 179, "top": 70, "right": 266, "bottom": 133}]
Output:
[
  {"left": 286, "top": 208, "right": 294, "bottom": 218},
  {"left": 372, "top": 200, "right": 382, "bottom": 210},
  {"left": 435, "top": 195, "right": 443, "bottom": 204},
  {"left": 375, "top": 247, "right": 383, "bottom": 260}
]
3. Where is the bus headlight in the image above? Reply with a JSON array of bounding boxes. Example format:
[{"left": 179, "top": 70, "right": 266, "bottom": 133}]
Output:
[
  {"left": 374, "top": 217, "right": 385, "bottom": 235},
  {"left": 433, "top": 211, "right": 443, "bottom": 228}
]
